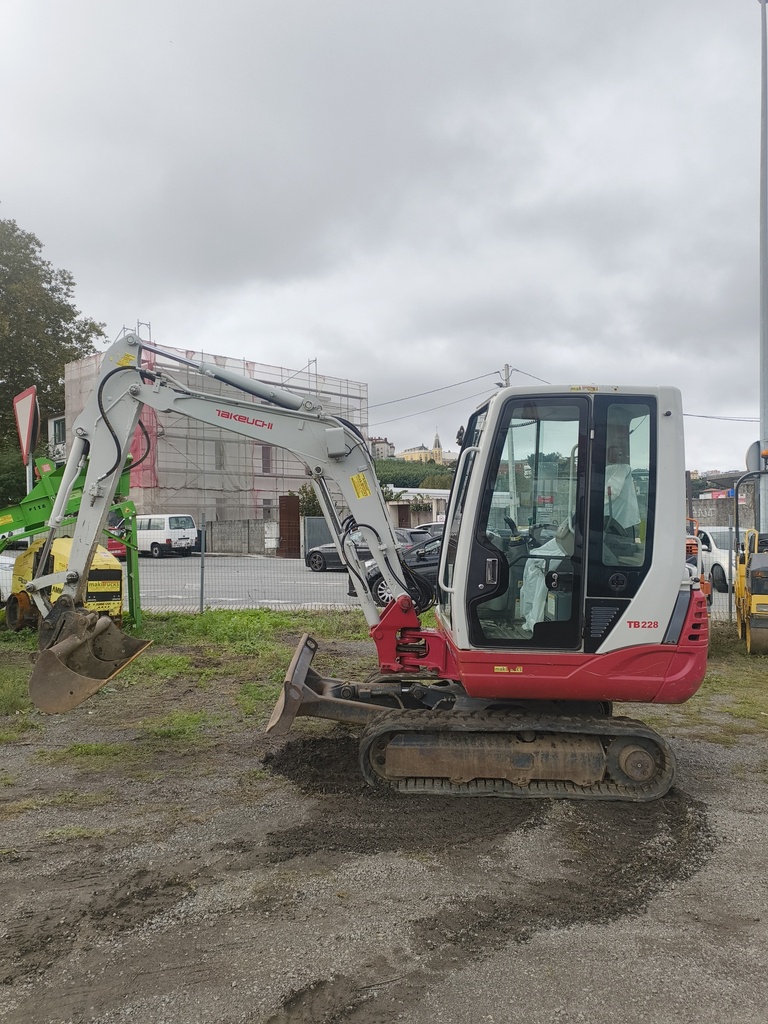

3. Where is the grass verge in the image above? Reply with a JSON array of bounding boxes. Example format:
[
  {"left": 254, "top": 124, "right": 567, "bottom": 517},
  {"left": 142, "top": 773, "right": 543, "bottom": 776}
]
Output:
[{"left": 2, "top": 611, "right": 766, "bottom": 750}]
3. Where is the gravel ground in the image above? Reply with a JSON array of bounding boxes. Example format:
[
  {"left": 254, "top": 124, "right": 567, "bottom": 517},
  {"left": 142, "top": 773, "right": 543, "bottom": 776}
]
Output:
[{"left": 1, "top": 651, "right": 766, "bottom": 1024}]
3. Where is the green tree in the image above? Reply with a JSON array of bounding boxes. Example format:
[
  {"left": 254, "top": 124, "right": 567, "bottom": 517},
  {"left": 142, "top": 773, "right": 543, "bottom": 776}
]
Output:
[
  {"left": 690, "top": 476, "right": 713, "bottom": 498},
  {"left": 0, "top": 440, "right": 25, "bottom": 506},
  {"left": 374, "top": 458, "right": 455, "bottom": 491},
  {"left": 419, "top": 470, "right": 454, "bottom": 489},
  {"left": 379, "top": 483, "right": 406, "bottom": 502},
  {"left": 374, "top": 459, "right": 430, "bottom": 489},
  {"left": 0, "top": 218, "right": 105, "bottom": 440},
  {"left": 296, "top": 482, "right": 322, "bottom": 517}
]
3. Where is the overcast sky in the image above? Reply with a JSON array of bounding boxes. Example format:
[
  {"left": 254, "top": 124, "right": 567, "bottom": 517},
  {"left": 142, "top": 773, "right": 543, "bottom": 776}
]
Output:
[{"left": 2, "top": 1, "right": 763, "bottom": 472}]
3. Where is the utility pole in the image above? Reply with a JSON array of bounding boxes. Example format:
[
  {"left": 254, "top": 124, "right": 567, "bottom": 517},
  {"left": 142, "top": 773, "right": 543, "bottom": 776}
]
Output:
[
  {"left": 499, "top": 363, "right": 518, "bottom": 519},
  {"left": 759, "top": 0, "right": 768, "bottom": 530}
]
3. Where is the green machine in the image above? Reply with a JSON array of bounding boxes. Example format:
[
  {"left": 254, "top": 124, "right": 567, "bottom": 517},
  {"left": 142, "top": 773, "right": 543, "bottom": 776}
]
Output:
[{"left": 0, "top": 457, "right": 141, "bottom": 628}]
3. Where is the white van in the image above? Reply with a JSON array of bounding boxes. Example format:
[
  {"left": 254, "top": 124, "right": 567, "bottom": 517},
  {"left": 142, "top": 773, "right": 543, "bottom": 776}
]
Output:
[{"left": 135, "top": 514, "right": 197, "bottom": 558}]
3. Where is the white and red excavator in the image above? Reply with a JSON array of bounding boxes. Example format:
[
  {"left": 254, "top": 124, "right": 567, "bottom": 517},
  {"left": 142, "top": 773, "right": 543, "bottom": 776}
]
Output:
[{"left": 23, "top": 334, "right": 708, "bottom": 801}]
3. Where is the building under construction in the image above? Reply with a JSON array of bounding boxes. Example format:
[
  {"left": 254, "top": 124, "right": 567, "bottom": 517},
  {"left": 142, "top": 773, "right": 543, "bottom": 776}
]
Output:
[{"left": 64, "top": 341, "right": 369, "bottom": 524}]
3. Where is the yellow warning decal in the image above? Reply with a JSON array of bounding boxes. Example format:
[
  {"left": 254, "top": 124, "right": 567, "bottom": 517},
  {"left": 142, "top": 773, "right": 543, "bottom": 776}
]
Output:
[
  {"left": 350, "top": 472, "right": 372, "bottom": 499},
  {"left": 116, "top": 354, "right": 137, "bottom": 367},
  {"left": 494, "top": 665, "right": 523, "bottom": 673},
  {"left": 0, "top": 514, "right": 13, "bottom": 526}
]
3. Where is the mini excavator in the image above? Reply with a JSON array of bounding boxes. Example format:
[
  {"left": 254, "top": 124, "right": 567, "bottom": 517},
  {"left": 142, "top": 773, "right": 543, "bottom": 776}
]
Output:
[{"left": 23, "top": 334, "right": 708, "bottom": 800}]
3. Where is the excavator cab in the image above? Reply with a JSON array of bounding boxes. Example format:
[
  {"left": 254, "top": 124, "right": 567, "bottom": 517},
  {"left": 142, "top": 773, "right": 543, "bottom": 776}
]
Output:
[{"left": 440, "top": 389, "right": 683, "bottom": 671}]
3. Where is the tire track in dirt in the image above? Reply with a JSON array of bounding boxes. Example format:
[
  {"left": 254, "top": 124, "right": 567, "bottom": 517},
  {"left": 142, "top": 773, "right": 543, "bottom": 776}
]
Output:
[
  {"left": 262, "top": 734, "right": 715, "bottom": 1024},
  {"left": 1, "top": 729, "right": 715, "bottom": 1022},
  {"left": 3, "top": 866, "right": 197, "bottom": 985}
]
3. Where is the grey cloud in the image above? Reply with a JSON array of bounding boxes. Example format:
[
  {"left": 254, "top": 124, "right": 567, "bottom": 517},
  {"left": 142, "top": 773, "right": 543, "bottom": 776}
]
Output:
[{"left": 0, "top": 0, "right": 762, "bottom": 471}]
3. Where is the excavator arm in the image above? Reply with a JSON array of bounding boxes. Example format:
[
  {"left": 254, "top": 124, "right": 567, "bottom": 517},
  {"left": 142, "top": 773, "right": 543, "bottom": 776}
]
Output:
[{"left": 27, "top": 333, "right": 420, "bottom": 712}]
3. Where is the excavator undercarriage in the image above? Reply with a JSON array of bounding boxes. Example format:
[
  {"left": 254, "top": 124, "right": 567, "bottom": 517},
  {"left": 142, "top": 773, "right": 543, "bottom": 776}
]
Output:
[{"left": 267, "top": 634, "right": 676, "bottom": 802}]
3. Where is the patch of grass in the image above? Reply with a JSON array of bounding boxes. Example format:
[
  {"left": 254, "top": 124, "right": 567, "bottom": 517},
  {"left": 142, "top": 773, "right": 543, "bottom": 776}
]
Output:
[
  {"left": 288, "top": 609, "right": 370, "bottom": 641},
  {"left": 131, "top": 608, "right": 370, "bottom": 652},
  {"left": 194, "top": 669, "right": 219, "bottom": 687},
  {"left": 312, "top": 651, "right": 379, "bottom": 681},
  {"left": 36, "top": 724, "right": 220, "bottom": 776},
  {"left": 237, "top": 680, "right": 281, "bottom": 718},
  {"left": 38, "top": 741, "right": 135, "bottom": 769},
  {"left": 0, "top": 667, "right": 33, "bottom": 716},
  {"left": 700, "top": 720, "right": 764, "bottom": 744},
  {"left": 0, "top": 789, "right": 112, "bottom": 819},
  {"left": 140, "top": 710, "right": 213, "bottom": 740},
  {"left": 52, "top": 789, "right": 113, "bottom": 806},
  {"left": 420, "top": 609, "right": 438, "bottom": 630},
  {"left": 0, "top": 716, "right": 41, "bottom": 743},
  {"left": 120, "top": 653, "right": 194, "bottom": 686},
  {"left": 0, "top": 773, "right": 15, "bottom": 787},
  {"left": 696, "top": 621, "right": 768, "bottom": 728},
  {"left": 630, "top": 621, "right": 768, "bottom": 739},
  {"left": 0, "top": 628, "right": 37, "bottom": 652},
  {"left": 39, "top": 825, "right": 110, "bottom": 843}
]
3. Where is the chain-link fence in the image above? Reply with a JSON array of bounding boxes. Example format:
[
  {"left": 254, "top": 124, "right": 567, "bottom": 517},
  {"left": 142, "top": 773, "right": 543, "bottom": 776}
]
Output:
[
  {"left": 126, "top": 548, "right": 359, "bottom": 614},
  {"left": 121, "top": 546, "right": 734, "bottom": 624},
  {"left": 708, "top": 589, "right": 734, "bottom": 623},
  {"left": 1, "top": 531, "right": 733, "bottom": 623}
]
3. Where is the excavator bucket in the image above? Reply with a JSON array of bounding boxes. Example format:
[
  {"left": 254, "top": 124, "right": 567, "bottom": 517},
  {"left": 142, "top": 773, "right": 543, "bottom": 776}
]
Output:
[{"left": 29, "top": 605, "right": 151, "bottom": 714}]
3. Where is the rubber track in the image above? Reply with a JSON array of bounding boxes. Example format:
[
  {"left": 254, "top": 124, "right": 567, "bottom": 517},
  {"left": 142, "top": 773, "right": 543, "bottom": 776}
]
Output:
[{"left": 358, "top": 710, "right": 676, "bottom": 802}]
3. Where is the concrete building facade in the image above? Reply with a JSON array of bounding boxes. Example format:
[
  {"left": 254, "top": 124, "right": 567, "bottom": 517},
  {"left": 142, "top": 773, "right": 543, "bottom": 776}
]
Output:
[{"left": 369, "top": 437, "right": 396, "bottom": 459}]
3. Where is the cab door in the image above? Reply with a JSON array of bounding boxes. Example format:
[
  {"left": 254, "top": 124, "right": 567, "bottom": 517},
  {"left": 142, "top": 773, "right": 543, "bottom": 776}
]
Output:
[{"left": 464, "top": 395, "right": 589, "bottom": 650}]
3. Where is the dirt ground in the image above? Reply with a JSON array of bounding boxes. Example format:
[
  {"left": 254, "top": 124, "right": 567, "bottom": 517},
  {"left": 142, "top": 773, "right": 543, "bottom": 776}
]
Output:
[{"left": 1, "top": 640, "right": 767, "bottom": 1024}]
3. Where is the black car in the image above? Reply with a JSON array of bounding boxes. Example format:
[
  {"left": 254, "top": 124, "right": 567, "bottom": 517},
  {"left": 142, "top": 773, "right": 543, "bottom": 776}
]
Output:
[
  {"left": 362, "top": 535, "right": 442, "bottom": 605},
  {"left": 305, "top": 528, "right": 429, "bottom": 572}
]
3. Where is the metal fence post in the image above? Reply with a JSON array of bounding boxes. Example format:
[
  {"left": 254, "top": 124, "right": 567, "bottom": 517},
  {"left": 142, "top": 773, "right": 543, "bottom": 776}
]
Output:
[
  {"left": 199, "top": 512, "right": 206, "bottom": 614},
  {"left": 728, "top": 514, "right": 733, "bottom": 622}
]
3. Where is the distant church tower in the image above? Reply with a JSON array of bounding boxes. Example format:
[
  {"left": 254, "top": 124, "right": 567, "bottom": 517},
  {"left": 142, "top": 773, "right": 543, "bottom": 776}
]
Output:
[{"left": 432, "top": 428, "right": 443, "bottom": 465}]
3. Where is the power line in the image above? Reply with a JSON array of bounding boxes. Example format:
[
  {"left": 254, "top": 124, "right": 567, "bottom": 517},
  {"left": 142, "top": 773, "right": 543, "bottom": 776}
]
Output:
[
  {"left": 371, "top": 389, "right": 493, "bottom": 427},
  {"left": 369, "top": 365, "right": 552, "bottom": 413},
  {"left": 684, "top": 413, "right": 759, "bottom": 422},
  {"left": 507, "top": 367, "right": 551, "bottom": 385},
  {"left": 371, "top": 370, "right": 754, "bottom": 429},
  {"left": 369, "top": 372, "right": 498, "bottom": 409}
]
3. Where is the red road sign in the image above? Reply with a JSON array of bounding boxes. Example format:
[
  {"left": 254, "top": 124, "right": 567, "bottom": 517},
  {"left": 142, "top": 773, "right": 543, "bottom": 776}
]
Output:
[{"left": 13, "top": 386, "right": 40, "bottom": 466}]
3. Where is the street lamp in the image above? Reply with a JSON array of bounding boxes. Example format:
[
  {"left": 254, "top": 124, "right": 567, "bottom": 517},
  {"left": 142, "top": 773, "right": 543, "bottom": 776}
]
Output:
[{"left": 759, "top": 0, "right": 768, "bottom": 529}]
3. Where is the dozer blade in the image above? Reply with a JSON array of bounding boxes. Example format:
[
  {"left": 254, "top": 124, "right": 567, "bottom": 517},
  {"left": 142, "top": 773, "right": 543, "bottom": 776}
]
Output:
[
  {"left": 266, "top": 633, "right": 387, "bottom": 735},
  {"left": 29, "top": 611, "right": 151, "bottom": 714}
]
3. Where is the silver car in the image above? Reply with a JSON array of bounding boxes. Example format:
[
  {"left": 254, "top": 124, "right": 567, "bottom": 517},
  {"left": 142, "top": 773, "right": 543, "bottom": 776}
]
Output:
[{"left": 697, "top": 526, "right": 744, "bottom": 593}]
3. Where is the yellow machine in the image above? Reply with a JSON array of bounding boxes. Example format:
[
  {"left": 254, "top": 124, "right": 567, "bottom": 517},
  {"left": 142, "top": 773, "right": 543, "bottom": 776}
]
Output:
[
  {"left": 734, "top": 528, "right": 768, "bottom": 655},
  {"left": 5, "top": 537, "right": 123, "bottom": 632}
]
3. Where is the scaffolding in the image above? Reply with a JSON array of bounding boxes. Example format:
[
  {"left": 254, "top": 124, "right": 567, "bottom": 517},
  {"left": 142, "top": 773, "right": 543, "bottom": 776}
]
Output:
[{"left": 65, "top": 342, "right": 369, "bottom": 523}]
